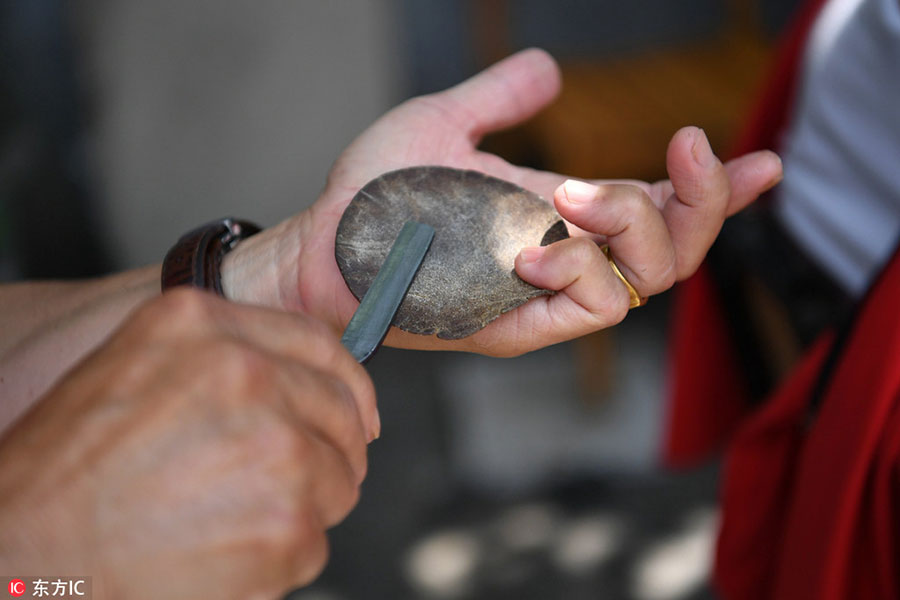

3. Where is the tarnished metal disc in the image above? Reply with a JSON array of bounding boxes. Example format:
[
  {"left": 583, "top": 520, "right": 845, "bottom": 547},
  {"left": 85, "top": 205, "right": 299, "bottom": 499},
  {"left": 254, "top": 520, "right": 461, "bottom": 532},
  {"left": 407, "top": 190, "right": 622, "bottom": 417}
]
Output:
[{"left": 335, "top": 166, "right": 569, "bottom": 340}]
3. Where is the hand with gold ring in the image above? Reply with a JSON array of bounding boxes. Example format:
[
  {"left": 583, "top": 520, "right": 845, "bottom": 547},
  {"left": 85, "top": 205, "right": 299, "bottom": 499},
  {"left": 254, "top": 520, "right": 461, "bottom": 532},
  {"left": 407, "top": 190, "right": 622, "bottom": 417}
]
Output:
[{"left": 507, "top": 125, "right": 781, "bottom": 352}]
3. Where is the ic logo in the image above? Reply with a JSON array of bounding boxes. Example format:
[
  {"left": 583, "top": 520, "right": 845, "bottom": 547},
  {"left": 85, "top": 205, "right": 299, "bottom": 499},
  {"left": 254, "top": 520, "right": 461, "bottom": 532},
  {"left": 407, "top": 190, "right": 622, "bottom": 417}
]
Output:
[{"left": 7, "top": 579, "right": 25, "bottom": 597}]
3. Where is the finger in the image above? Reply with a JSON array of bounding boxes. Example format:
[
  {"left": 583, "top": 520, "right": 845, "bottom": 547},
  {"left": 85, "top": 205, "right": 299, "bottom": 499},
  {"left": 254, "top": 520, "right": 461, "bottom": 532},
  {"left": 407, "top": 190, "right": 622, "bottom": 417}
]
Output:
[
  {"left": 515, "top": 237, "right": 631, "bottom": 336},
  {"left": 553, "top": 180, "right": 676, "bottom": 296},
  {"left": 286, "top": 424, "right": 362, "bottom": 528},
  {"left": 645, "top": 148, "right": 782, "bottom": 212},
  {"left": 720, "top": 150, "right": 783, "bottom": 215},
  {"left": 444, "top": 48, "right": 561, "bottom": 141},
  {"left": 284, "top": 512, "right": 330, "bottom": 589},
  {"left": 494, "top": 142, "right": 781, "bottom": 222},
  {"left": 661, "top": 126, "right": 732, "bottom": 279},
  {"left": 474, "top": 148, "right": 782, "bottom": 232},
  {"left": 208, "top": 298, "right": 379, "bottom": 442},
  {"left": 274, "top": 361, "right": 370, "bottom": 485}
]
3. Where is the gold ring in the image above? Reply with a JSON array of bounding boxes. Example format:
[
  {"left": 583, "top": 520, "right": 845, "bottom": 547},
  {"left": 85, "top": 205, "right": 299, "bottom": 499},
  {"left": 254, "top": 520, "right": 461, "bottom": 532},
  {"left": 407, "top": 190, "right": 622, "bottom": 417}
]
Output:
[{"left": 601, "top": 245, "right": 647, "bottom": 308}]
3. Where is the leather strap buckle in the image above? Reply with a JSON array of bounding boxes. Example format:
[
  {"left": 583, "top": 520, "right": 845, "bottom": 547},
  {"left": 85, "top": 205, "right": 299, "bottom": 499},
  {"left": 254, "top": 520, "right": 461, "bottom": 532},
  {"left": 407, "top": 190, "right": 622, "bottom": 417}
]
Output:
[{"left": 161, "top": 217, "right": 261, "bottom": 295}]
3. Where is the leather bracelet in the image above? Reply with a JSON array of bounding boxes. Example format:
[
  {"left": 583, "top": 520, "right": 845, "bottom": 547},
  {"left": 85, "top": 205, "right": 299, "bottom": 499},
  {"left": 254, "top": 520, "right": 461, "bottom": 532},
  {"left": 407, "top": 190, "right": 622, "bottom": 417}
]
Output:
[{"left": 161, "top": 217, "right": 261, "bottom": 295}]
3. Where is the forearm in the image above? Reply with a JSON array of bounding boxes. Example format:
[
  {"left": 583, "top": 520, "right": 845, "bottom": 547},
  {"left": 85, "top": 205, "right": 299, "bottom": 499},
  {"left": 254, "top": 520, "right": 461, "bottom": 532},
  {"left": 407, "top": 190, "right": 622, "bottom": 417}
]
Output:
[{"left": 0, "top": 265, "right": 160, "bottom": 432}]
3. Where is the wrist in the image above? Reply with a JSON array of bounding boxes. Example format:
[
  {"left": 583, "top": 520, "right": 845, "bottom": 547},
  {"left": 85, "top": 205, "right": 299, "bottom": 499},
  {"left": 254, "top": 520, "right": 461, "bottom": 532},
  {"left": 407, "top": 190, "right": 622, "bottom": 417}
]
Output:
[
  {"left": 161, "top": 218, "right": 260, "bottom": 296},
  {"left": 221, "top": 212, "right": 309, "bottom": 311}
]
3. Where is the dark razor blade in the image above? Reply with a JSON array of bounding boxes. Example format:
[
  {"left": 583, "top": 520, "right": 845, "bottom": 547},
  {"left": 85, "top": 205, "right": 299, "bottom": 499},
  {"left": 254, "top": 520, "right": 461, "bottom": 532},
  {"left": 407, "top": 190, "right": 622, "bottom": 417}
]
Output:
[{"left": 340, "top": 221, "right": 435, "bottom": 363}]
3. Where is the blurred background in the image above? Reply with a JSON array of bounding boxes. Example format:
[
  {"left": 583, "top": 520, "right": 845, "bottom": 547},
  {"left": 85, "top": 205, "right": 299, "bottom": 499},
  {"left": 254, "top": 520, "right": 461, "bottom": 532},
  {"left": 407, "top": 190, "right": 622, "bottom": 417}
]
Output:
[{"left": 0, "top": 0, "right": 803, "bottom": 598}]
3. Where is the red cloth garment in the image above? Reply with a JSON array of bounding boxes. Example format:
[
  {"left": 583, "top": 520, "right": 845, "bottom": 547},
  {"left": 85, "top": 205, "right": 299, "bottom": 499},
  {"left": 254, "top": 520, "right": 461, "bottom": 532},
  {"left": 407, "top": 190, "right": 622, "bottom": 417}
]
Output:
[
  {"left": 661, "top": 0, "right": 900, "bottom": 597},
  {"left": 771, "top": 251, "right": 900, "bottom": 599},
  {"left": 663, "top": 262, "right": 751, "bottom": 467},
  {"left": 717, "top": 246, "right": 900, "bottom": 599},
  {"left": 664, "top": 0, "right": 832, "bottom": 466},
  {"left": 714, "top": 334, "right": 834, "bottom": 599}
]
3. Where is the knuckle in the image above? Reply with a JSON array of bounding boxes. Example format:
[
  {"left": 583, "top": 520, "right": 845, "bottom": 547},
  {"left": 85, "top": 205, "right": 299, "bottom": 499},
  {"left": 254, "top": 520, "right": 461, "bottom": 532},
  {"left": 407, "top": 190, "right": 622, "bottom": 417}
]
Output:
[
  {"left": 289, "top": 519, "right": 330, "bottom": 586},
  {"left": 264, "top": 514, "right": 302, "bottom": 556},
  {"left": 216, "top": 343, "right": 276, "bottom": 394},
  {"left": 235, "top": 420, "right": 302, "bottom": 472},
  {"left": 598, "top": 185, "right": 652, "bottom": 226},
  {"left": 297, "top": 314, "right": 349, "bottom": 363},
  {"left": 132, "top": 288, "right": 215, "bottom": 339},
  {"left": 157, "top": 288, "right": 215, "bottom": 324},
  {"left": 658, "top": 257, "right": 678, "bottom": 290},
  {"left": 640, "top": 253, "right": 678, "bottom": 296},
  {"left": 565, "top": 237, "right": 602, "bottom": 267},
  {"left": 320, "top": 336, "right": 348, "bottom": 370},
  {"left": 617, "top": 184, "right": 654, "bottom": 211},
  {"left": 588, "top": 287, "right": 630, "bottom": 326},
  {"left": 260, "top": 422, "right": 308, "bottom": 461},
  {"left": 606, "top": 294, "right": 631, "bottom": 326},
  {"left": 348, "top": 478, "right": 362, "bottom": 508},
  {"left": 328, "top": 476, "right": 363, "bottom": 526},
  {"left": 281, "top": 429, "right": 316, "bottom": 466},
  {"left": 262, "top": 509, "right": 330, "bottom": 588},
  {"left": 339, "top": 481, "right": 362, "bottom": 519},
  {"left": 676, "top": 252, "right": 705, "bottom": 280}
]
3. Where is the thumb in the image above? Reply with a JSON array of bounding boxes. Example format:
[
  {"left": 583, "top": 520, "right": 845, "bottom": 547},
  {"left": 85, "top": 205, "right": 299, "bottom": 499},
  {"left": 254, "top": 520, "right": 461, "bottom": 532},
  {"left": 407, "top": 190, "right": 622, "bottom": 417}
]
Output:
[{"left": 443, "top": 48, "right": 561, "bottom": 142}]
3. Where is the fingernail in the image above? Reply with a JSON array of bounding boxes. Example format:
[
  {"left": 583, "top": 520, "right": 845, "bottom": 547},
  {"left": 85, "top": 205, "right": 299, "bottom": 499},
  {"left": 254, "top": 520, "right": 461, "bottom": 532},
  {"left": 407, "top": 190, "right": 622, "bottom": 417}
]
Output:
[
  {"left": 763, "top": 153, "right": 784, "bottom": 191},
  {"left": 691, "top": 129, "right": 717, "bottom": 169},
  {"left": 371, "top": 409, "right": 381, "bottom": 441},
  {"left": 519, "top": 246, "right": 547, "bottom": 263},
  {"left": 563, "top": 179, "right": 598, "bottom": 204}
]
